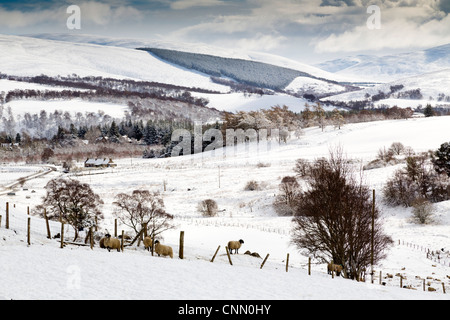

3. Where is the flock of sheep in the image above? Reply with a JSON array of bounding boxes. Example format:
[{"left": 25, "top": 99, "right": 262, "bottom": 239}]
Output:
[{"left": 99, "top": 233, "right": 245, "bottom": 260}]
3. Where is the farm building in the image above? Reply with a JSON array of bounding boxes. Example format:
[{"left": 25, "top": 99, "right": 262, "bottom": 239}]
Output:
[{"left": 84, "top": 158, "right": 117, "bottom": 168}]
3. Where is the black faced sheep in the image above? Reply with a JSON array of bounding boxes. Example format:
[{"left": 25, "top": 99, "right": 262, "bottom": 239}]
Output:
[
  {"left": 154, "top": 240, "right": 173, "bottom": 258},
  {"left": 227, "top": 239, "right": 244, "bottom": 254},
  {"left": 103, "top": 234, "right": 121, "bottom": 252}
]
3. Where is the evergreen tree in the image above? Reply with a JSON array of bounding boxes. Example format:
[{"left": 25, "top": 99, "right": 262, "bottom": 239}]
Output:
[
  {"left": 143, "top": 121, "right": 158, "bottom": 145},
  {"left": 109, "top": 120, "right": 120, "bottom": 138},
  {"left": 424, "top": 104, "right": 434, "bottom": 117},
  {"left": 133, "top": 121, "right": 144, "bottom": 141},
  {"left": 433, "top": 142, "right": 450, "bottom": 177},
  {"left": 15, "top": 133, "right": 21, "bottom": 144}
]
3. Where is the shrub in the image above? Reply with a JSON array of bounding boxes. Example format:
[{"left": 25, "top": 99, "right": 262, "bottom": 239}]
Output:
[
  {"left": 383, "top": 170, "right": 416, "bottom": 207},
  {"left": 244, "top": 180, "right": 261, "bottom": 191},
  {"left": 256, "top": 162, "right": 271, "bottom": 168},
  {"left": 411, "top": 198, "right": 435, "bottom": 224},
  {"left": 294, "top": 159, "right": 312, "bottom": 178},
  {"left": 198, "top": 199, "right": 219, "bottom": 217},
  {"left": 383, "top": 154, "right": 450, "bottom": 207},
  {"left": 389, "top": 142, "right": 405, "bottom": 156},
  {"left": 377, "top": 147, "right": 395, "bottom": 163}
]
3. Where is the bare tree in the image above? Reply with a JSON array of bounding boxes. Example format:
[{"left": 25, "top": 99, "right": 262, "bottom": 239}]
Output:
[
  {"left": 273, "top": 176, "right": 301, "bottom": 216},
  {"left": 113, "top": 190, "right": 174, "bottom": 238},
  {"left": 291, "top": 149, "right": 393, "bottom": 280},
  {"left": 36, "top": 178, "right": 104, "bottom": 241}
]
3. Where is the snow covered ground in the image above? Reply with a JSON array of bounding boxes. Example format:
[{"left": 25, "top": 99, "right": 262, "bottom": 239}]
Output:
[
  {"left": 1, "top": 116, "right": 449, "bottom": 300},
  {"left": 0, "top": 35, "right": 228, "bottom": 93},
  {"left": 191, "top": 91, "right": 333, "bottom": 113},
  {"left": 4, "top": 99, "right": 128, "bottom": 120}
]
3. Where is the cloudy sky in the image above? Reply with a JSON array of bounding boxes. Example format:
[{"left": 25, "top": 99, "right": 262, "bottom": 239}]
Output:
[{"left": 1, "top": 0, "right": 449, "bottom": 63}]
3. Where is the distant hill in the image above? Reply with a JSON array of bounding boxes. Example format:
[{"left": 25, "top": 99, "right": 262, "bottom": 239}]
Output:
[
  {"left": 316, "top": 44, "right": 450, "bottom": 82},
  {"left": 140, "top": 47, "right": 345, "bottom": 92},
  {"left": 323, "top": 69, "right": 450, "bottom": 110}
]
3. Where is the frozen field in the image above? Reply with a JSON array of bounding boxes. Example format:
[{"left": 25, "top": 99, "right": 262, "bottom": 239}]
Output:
[{"left": 0, "top": 116, "right": 449, "bottom": 300}]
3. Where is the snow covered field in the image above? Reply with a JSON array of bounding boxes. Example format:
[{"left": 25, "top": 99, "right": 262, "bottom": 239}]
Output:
[{"left": 1, "top": 116, "right": 449, "bottom": 300}]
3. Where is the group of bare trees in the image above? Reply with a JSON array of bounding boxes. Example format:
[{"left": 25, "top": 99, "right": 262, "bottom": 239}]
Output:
[
  {"left": 282, "top": 143, "right": 450, "bottom": 280},
  {"left": 277, "top": 149, "right": 393, "bottom": 281},
  {"left": 35, "top": 179, "right": 174, "bottom": 242}
]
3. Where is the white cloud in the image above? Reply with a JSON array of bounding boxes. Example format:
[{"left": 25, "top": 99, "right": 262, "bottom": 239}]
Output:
[
  {"left": 0, "top": 8, "right": 63, "bottom": 28},
  {"left": 314, "top": 6, "right": 450, "bottom": 53},
  {"left": 228, "top": 33, "right": 288, "bottom": 51},
  {"left": 170, "top": 0, "right": 227, "bottom": 10},
  {"left": 0, "top": 1, "right": 143, "bottom": 28}
]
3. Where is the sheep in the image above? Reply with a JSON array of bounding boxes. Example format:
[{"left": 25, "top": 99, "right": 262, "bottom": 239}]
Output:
[
  {"left": 244, "top": 250, "right": 261, "bottom": 258},
  {"left": 154, "top": 240, "right": 173, "bottom": 258},
  {"left": 103, "top": 234, "right": 121, "bottom": 252},
  {"left": 227, "top": 239, "right": 244, "bottom": 254},
  {"left": 327, "top": 262, "right": 343, "bottom": 277},
  {"left": 143, "top": 236, "right": 153, "bottom": 251},
  {"left": 99, "top": 237, "right": 106, "bottom": 249}
]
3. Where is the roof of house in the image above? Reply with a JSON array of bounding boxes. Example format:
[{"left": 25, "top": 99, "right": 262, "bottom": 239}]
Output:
[{"left": 85, "top": 158, "right": 114, "bottom": 166}]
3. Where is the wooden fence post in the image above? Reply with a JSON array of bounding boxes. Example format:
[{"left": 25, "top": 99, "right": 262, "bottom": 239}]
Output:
[
  {"left": 260, "top": 254, "right": 270, "bottom": 269},
  {"left": 225, "top": 246, "right": 233, "bottom": 266},
  {"left": 179, "top": 231, "right": 185, "bottom": 259},
  {"left": 44, "top": 209, "right": 51, "bottom": 239},
  {"left": 114, "top": 219, "right": 117, "bottom": 237},
  {"left": 211, "top": 245, "right": 220, "bottom": 262},
  {"left": 60, "top": 223, "right": 64, "bottom": 249},
  {"left": 121, "top": 230, "right": 124, "bottom": 252},
  {"left": 308, "top": 257, "right": 311, "bottom": 276},
  {"left": 89, "top": 227, "right": 94, "bottom": 250},
  {"left": 0, "top": 215, "right": 2, "bottom": 228},
  {"left": 6, "top": 202, "right": 9, "bottom": 229},
  {"left": 27, "top": 217, "right": 31, "bottom": 246},
  {"left": 443, "top": 283, "right": 446, "bottom": 294},
  {"left": 286, "top": 253, "right": 289, "bottom": 272}
]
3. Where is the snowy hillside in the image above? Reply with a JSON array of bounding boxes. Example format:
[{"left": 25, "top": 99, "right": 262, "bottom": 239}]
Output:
[
  {"left": 324, "top": 69, "right": 450, "bottom": 109},
  {"left": 29, "top": 33, "right": 349, "bottom": 84},
  {"left": 1, "top": 116, "right": 449, "bottom": 300},
  {"left": 0, "top": 34, "right": 350, "bottom": 117},
  {"left": 0, "top": 34, "right": 228, "bottom": 93},
  {"left": 316, "top": 44, "right": 450, "bottom": 83}
]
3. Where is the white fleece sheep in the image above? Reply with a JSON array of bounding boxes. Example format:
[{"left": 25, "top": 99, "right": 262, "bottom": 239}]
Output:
[
  {"left": 103, "top": 234, "right": 121, "bottom": 252},
  {"left": 154, "top": 240, "right": 173, "bottom": 258},
  {"left": 143, "top": 236, "right": 153, "bottom": 251},
  {"left": 227, "top": 239, "right": 244, "bottom": 254}
]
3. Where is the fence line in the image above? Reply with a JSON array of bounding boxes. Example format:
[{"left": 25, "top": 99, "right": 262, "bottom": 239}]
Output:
[
  {"left": 1, "top": 203, "right": 447, "bottom": 296},
  {"left": 173, "top": 214, "right": 290, "bottom": 236},
  {"left": 397, "top": 239, "right": 450, "bottom": 268}
]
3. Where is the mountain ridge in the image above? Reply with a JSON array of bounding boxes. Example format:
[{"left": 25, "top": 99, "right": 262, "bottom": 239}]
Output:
[{"left": 316, "top": 44, "right": 450, "bottom": 82}]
